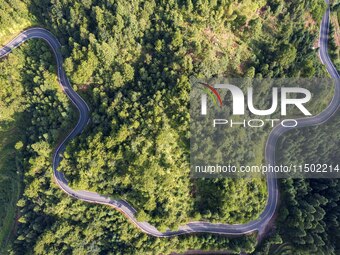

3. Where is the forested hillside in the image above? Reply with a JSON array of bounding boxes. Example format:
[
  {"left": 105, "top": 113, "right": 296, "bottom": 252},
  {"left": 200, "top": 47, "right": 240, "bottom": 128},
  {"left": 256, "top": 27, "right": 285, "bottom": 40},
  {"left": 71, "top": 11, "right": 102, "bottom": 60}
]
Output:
[
  {"left": 47, "top": 0, "right": 326, "bottom": 229},
  {"left": 0, "top": 36, "right": 257, "bottom": 255},
  {"left": 255, "top": 111, "right": 340, "bottom": 255},
  {"left": 0, "top": 0, "right": 336, "bottom": 254}
]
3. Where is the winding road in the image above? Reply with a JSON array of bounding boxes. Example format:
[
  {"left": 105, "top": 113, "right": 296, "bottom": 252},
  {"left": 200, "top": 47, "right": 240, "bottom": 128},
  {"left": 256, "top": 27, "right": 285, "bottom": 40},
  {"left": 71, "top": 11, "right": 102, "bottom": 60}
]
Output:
[{"left": 0, "top": 4, "right": 339, "bottom": 238}]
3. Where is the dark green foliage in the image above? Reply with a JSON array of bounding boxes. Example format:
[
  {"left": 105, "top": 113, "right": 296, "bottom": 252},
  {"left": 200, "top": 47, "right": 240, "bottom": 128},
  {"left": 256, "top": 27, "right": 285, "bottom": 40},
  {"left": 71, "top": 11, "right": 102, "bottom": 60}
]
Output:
[{"left": 255, "top": 111, "right": 340, "bottom": 255}]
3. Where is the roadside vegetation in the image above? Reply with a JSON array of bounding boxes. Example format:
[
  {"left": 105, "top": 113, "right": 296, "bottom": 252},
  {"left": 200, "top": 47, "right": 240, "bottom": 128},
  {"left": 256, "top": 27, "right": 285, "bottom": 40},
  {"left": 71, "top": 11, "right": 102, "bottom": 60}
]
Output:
[
  {"left": 330, "top": 1, "right": 340, "bottom": 71},
  {"left": 0, "top": 0, "right": 36, "bottom": 46},
  {"left": 1, "top": 0, "right": 337, "bottom": 254}
]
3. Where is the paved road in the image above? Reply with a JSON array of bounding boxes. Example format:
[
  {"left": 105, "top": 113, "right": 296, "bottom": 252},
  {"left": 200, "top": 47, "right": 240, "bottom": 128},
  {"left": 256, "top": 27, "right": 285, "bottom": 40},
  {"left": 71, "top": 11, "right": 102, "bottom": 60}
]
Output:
[{"left": 0, "top": 4, "right": 338, "bottom": 237}]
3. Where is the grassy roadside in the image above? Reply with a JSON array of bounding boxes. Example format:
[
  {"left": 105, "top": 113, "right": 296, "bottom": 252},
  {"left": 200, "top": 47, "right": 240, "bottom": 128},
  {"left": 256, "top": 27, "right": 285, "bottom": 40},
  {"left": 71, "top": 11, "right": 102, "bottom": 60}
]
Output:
[
  {"left": 329, "top": 3, "right": 340, "bottom": 70},
  {"left": 0, "top": 0, "right": 37, "bottom": 47},
  {"left": 0, "top": 20, "right": 36, "bottom": 47}
]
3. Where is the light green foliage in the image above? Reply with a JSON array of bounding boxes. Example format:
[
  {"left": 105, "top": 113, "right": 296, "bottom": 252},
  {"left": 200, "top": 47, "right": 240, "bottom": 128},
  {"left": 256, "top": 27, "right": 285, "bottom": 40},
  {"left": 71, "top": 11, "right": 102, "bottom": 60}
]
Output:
[{"left": 0, "top": 0, "right": 35, "bottom": 45}]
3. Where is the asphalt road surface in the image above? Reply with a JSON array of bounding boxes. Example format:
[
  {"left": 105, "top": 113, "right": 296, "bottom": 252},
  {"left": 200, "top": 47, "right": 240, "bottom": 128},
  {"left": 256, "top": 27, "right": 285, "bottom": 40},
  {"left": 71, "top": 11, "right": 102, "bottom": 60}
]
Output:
[{"left": 0, "top": 4, "right": 338, "bottom": 237}]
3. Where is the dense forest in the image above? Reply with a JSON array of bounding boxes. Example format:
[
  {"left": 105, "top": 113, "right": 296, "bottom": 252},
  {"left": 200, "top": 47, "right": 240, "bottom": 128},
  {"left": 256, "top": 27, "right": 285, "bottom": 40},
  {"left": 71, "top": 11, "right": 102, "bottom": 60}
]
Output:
[
  {"left": 55, "top": 0, "right": 327, "bottom": 230},
  {"left": 255, "top": 110, "right": 340, "bottom": 255},
  {"left": 254, "top": 4, "right": 340, "bottom": 251},
  {"left": 0, "top": 0, "right": 338, "bottom": 254}
]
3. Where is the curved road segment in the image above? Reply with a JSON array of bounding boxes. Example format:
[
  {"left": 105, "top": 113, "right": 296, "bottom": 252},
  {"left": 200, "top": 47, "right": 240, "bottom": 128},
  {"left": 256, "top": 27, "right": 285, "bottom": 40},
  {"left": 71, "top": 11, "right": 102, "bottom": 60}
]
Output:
[{"left": 0, "top": 5, "right": 339, "bottom": 237}]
